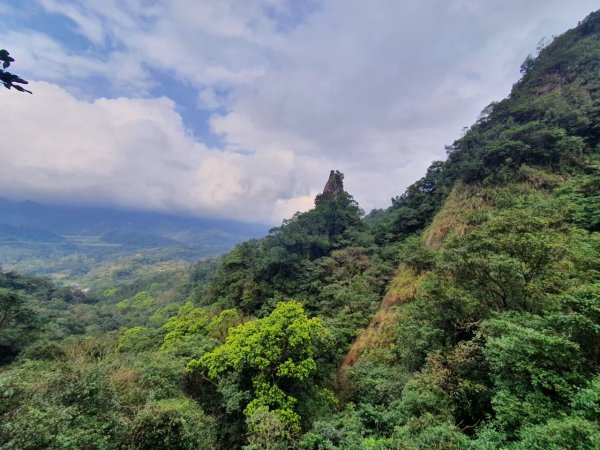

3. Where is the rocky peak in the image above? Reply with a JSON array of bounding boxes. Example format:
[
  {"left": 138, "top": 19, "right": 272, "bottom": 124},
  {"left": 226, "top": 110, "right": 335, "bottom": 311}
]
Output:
[{"left": 322, "top": 170, "right": 344, "bottom": 200}]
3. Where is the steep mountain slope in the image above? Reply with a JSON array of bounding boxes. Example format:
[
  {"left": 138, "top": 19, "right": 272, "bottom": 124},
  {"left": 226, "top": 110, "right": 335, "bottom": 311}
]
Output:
[
  {"left": 193, "top": 11, "right": 600, "bottom": 447},
  {"left": 326, "top": 11, "right": 600, "bottom": 448},
  {"left": 342, "top": 9, "right": 600, "bottom": 370}
]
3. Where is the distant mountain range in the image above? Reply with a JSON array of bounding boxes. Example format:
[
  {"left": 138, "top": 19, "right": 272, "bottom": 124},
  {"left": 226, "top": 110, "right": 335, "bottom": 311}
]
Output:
[
  {"left": 0, "top": 197, "right": 270, "bottom": 280},
  {"left": 0, "top": 197, "right": 268, "bottom": 240}
]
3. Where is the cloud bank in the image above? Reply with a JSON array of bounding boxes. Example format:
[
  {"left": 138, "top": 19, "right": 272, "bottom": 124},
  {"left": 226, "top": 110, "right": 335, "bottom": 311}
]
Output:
[{"left": 0, "top": 0, "right": 598, "bottom": 223}]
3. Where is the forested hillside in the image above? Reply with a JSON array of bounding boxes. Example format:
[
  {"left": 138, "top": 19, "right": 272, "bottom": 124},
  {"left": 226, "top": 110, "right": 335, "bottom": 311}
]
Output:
[{"left": 1, "top": 10, "right": 600, "bottom": 450}]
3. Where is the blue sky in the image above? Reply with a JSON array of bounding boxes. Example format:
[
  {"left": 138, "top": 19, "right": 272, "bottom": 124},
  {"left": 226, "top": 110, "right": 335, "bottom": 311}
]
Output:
[{"left": 0, "top": 0, "right": 598, "bottom": 223}]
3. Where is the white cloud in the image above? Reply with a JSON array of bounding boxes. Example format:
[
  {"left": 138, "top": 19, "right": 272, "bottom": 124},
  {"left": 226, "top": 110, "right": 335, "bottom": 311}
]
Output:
[
  {"left": 2, "top": 30, "right": 153, "bottom": 96},
  {"left": 0, "top": 82, "right": 318, "bottom": 223},
  {"left": 1, "top": 0, "right": 599, "bottom": 222}
]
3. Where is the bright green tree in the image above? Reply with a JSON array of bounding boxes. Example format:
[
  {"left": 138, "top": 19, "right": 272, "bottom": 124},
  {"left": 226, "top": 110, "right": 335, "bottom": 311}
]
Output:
[{"left": 189, "top": 301, "right": 330, "bottom": 444}]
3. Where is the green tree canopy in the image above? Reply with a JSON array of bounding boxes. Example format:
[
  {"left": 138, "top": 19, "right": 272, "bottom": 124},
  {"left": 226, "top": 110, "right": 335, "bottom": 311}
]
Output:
[{"left": 189, "top": 301, "right": 330, "bottom": 444}]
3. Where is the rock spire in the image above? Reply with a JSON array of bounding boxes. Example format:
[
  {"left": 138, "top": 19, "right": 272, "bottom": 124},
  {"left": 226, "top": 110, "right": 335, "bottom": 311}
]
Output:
[{"left": 322, "top": 170, "right": 344, "bottom": 200}]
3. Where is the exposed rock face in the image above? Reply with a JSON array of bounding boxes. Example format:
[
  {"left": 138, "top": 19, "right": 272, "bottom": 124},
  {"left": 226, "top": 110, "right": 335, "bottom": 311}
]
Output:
[{"left": 322, "top": 170, "right": 344, "bottom": 200}]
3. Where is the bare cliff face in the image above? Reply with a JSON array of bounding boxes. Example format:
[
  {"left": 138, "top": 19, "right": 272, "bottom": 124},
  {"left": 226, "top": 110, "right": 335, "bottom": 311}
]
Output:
[{"left": 322, "top": 170, "right": 344, "bottom": 200}]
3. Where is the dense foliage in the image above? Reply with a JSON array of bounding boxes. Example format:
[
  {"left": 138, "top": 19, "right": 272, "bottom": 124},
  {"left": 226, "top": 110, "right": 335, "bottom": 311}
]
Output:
[{"left": 2, "top": 10, "right": 600, "bottom": 450}]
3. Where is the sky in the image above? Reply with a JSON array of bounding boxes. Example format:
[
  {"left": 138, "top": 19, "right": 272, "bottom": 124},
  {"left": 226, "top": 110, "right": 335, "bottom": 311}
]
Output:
[{"left": 0, "top": 0, "right": 598, "bottom": 224}]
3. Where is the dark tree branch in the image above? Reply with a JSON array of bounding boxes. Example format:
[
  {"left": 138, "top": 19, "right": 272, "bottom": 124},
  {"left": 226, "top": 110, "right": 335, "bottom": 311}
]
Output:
[{"left": 0, "top": 49, "right": 32, "bottom": 94}]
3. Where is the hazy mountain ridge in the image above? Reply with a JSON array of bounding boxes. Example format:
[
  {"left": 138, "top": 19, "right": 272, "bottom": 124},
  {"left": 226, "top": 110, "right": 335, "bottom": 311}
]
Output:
[
  {"left": 0, "top": 197, "right": 269, "bottom": 282},
  {"left": 0, "top": 197, "right": 269, "bottom": 238},
  {"left": 0, "top": 222, "right": 64, "bottom": 243}
]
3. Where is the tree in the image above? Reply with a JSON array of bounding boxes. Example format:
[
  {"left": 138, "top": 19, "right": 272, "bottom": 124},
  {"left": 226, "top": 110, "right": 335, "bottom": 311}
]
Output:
[
  {"left": 0, "top": 49, "right": 31, "bottom": 94},
  {"left": 0, "top": 288, "right": 38, "bottom": 364},
  {"left": 127, "top": 398, "right": 216, "bottom": 450},
  {"left": 483, "top": 315, "right": 584, "bottom": 433},
  {"left": 189, "top": 301, "right": 330, "bottom": 445}
]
